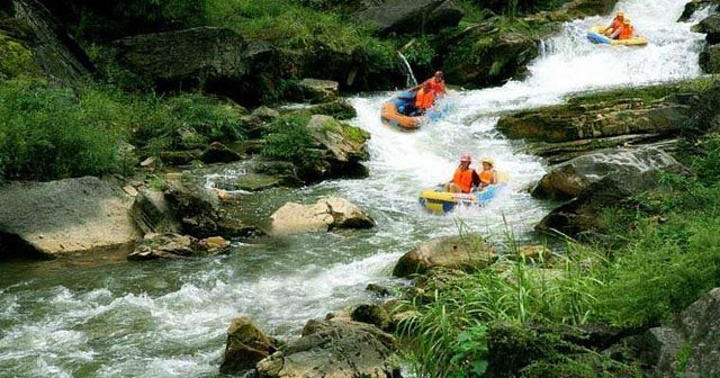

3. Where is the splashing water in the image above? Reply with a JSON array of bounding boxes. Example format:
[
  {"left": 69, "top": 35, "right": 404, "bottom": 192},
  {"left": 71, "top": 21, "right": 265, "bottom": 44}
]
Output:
[{"left": 0, "top": 0, "right": 708, "bottom": 376}]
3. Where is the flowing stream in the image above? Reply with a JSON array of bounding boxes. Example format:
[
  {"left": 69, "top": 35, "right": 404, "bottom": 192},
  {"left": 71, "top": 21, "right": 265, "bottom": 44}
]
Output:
[{"left": 0, "top": 0, "right": 708, "bottom": 376}]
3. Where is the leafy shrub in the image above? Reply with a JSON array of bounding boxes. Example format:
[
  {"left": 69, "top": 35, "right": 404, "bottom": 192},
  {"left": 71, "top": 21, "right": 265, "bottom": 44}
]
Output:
[
  {"left": 0, "top": 79, "right": 248, "bottom": 180},
  {"left": 0, "top": 79, "right": 128, "bottom": 180},
  {"left": 262, "top": 114, "right": 314, "bottom": 161}
]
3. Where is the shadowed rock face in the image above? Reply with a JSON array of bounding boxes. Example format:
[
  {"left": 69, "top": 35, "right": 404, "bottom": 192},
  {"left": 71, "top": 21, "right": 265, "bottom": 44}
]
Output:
[
  {"left": 10, "top": 0, "right": 93, "bottom": 83},
  {"left": 532, "top": 146, "right": 680, "bottom": 200},
  {"left": 114, "top": 27, "right": 280, "bottom": 106},
  {"left": 353, "top": 0, "right": 463, "bottom": 36}
]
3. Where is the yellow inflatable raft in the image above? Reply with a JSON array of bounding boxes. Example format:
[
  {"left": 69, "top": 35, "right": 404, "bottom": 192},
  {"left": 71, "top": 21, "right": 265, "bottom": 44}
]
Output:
[
  {"left": 419, "top": 171, "right": 509, "bottom": 214},
  {"left": 587, "top": 26, "right": 648, "bottom": 46}
]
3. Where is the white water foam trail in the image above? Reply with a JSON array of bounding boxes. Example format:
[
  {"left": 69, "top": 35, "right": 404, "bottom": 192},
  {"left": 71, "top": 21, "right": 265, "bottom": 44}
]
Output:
[{"left": 0, "top": 0, "right": 709, "bottom": 376}]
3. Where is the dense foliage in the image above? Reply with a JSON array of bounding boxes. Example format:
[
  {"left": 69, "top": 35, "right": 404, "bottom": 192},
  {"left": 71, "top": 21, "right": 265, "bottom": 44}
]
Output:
[{"left": 0, "top": 79, "right": 246, "bottom": 181}]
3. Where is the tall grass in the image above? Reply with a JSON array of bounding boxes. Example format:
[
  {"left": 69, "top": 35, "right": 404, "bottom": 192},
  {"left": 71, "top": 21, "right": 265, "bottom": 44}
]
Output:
[
  {"left": 397, "top": 233, "right": 606, "bottom": 378},
  {"left": 0, "top": 79, "right": 247, "bottom": 181}
]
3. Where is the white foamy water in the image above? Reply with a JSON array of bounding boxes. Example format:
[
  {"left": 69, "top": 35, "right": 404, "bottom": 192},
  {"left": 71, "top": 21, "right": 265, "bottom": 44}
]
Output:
[{"left": 0, "top": 0, "right": 708, "bottom": 376}]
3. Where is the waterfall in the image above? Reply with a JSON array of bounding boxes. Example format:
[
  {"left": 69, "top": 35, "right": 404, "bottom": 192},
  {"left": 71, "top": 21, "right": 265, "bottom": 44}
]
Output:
[{"left": 397, "top": 51, "right": 418, "bottom": 88}]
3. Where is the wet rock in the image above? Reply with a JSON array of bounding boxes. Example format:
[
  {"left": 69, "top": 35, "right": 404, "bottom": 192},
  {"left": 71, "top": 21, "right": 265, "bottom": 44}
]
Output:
[
  {"left": 220, "top": 315, "right": 278, "bottom": 374},
  {"left": 498, "top": 97, "right": 690, "bottom": 143},
  {"left": 700, "top": 44, "right": 720, "bottom": 74},
  {"left": 132, "top": 188, "right": 182, "bottom": 234},
  {"left": 0, "top": 177, "right": 141, "bottom": 259},
  {"left": 679, "top": 0, "right": 718, "bottom": 22},
  {"left": 532, "top": 146, "right": 680, "bottom": 200},
  {"left": 256, "top": 319, "right": 399, "bottom": 378},
  {"left": 393, "top": 235, "right": 497, "bottom": 277},
  {"left": 536, "top": 172, "right": 664, "bottom": 240},
  {"left": 301, "top": 115, "right": 370, "bottom": 181},
  {"left": 127, "top": 233, "right": 230, "bottom": 260},
  {"left": 296, "top": 78, "right": 339, "bottom": 103},
  {"left": 532, "top": 164, "right": 592, "bottom": 201},
  {"left": 200, "top": 142, "right": 243, "bottom": 164},
  {"left": 366, "top": 283, "right": 397, "bottom": 297},
  {"left": 164, "top": 180, "right": 262, "bottom": 239},
  {"left": 445, "top": 24, "right": 541, "bottom": 88},
  {"left": 354, "top": 0, "right": 463, "bottom": 36},
  {"left": 694, "top": 13, "right": 720, "bottom": 44},
  {"left": 270, "top": 197, "right": 375, "bottom": 235},
  {"left": 351, "top": 304, "right": 391, "bottom": 330}
]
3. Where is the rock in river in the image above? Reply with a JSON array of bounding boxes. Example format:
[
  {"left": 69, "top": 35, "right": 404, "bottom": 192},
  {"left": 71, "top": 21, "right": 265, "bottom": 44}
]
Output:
[
  {"left": 256, "top": 318, "right": 399, "bottom": 378},
  {"left": 393, "top": 235, "right": 497, "bottom": 277},
  {"left": 270, "top": 197, "right": 375, "bottom": 235}
]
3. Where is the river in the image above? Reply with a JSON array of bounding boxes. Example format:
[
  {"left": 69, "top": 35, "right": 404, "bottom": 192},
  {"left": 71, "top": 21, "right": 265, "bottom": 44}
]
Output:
[{"left": 0, "top": 0, "right": 708, "bottom": 376}]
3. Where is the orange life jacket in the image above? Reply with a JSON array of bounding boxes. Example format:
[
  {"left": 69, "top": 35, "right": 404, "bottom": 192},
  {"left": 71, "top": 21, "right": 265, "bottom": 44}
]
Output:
[
  {"left": 453, "top": 168, "right": 476, "bottom": 193},
  {"left": 415, "top": 89, "right": 435, "bottom": 110},
  {"left": 480, "top": 169, "right": 496, "bottom": 185},
  {"left": 610, "top": 18, "right": 623, "bottom": 33},
  {"left": 427, "top": 79, "right": 445, "bottom": 94},
  {"left": 618, "top": 24, "right": 634, "bottom": 39}
]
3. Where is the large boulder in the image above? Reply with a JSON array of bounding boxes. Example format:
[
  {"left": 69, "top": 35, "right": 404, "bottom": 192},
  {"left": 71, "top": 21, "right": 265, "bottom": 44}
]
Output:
[
  {"left": 679, "top": 0, "right": 718, "bottom": 21},
  {"left": 536, "top": 172, "right": 664, "bottom": 239},
  {"left": 270, "top": 197, "right": 375, "bottom": 235},
  {"left": 497, "top": 97, "right": 690, "bottom": 143},
  {"left": 393, "top": 235, "right": 497, "bottom": 277},
  {"left": 353, "top": 0, "right": 464, "bottom": 36},
  {"left": 164, "top": 180, "right": 262, "bottom": 239},
  {"left": 532, "top": 146, "right": 680, "bottom": 200},
  {"left": 114, "top": 27, "right": 280, "bottom": 106},
  {"left": 700, "top": 44, "right": 720, "bottom": 74},
  {"left": 10, "top": 0, "right": 92, "bottom": 83},
  {"left": 0, "top": 177, "right": 141, "bottom": 259},
  {"left": 127, "top": 233, "right": 230, "bottom": 260},
  {"left": 607, "top": 288, "right": 720, "bottom": 377},
  {"left": 256, "top": 319, "right": 399, "bottom": 378},
  {"left": 444, "top": 25, "right": 541, "bottom": 88},
  {"left": 302, "top": 115, "right": 370, "bottom": 181},
  {"left": 693, "top": 13, "right": 720, "bottom": 44},
  {"left": 675, "top": 287, "right": 720, "bottom": 377},
  {"left": 220, "top": 315, "right": 279, "bottom": 375}
]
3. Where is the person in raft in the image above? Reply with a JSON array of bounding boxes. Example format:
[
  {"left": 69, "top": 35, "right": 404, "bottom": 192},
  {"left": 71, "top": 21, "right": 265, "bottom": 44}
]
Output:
[
  {"left": 610, "top": 18, "right": 634, "bottom": 40},
  {"left": 603, "top": 10, "right": 625, "bottom": 36},
  {"left": 411, "top": 71, "right": 447, "bottom": 95},
  {"left": 444, "top": 154, "right": 481, "bottom": 193},
  {"left": 414, "top": 81, "right": 436, "bottom": 115},
  {"left": 478, "top": 157, "right": 498, "bottom": 189}
]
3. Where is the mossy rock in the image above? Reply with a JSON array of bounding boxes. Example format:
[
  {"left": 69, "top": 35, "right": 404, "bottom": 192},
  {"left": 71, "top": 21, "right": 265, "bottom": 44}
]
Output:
[{"left": 0, "top": 33, "right": 40, "bottom": 79}]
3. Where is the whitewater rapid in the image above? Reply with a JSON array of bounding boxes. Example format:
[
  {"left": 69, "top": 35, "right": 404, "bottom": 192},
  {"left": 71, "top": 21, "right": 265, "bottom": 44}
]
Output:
[{"left": 0, "top": 0, "right": 709, "bottom": 376}]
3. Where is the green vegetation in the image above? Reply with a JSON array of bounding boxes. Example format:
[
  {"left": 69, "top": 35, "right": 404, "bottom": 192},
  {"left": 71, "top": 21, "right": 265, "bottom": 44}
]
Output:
[
  {"left": 261, "top": 113, "right": 314, "bottom": 163},
  {"left": 568, "top": 76, "right": 717, "bottom": 107},
  {"left": 0, "top": 34, "right": 39, "bottom": 79},
  {"left": 399, "top": 130, "right": 720, "bottom": 376},
  {"left": 0, "top": 78, "right": 247, "bottom": 180}
]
